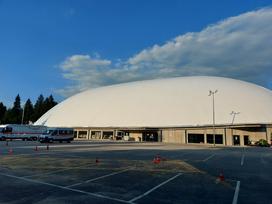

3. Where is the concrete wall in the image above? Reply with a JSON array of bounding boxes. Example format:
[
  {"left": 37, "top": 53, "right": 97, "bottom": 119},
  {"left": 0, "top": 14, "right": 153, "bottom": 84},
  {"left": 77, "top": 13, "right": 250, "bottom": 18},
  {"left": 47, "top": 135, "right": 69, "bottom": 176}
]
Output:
[
  {"left": 266, "top": 127, "right": 272, "bottom": 144},
  {"left": 162, "top": 129, "right": 185, "bottom": 144}
]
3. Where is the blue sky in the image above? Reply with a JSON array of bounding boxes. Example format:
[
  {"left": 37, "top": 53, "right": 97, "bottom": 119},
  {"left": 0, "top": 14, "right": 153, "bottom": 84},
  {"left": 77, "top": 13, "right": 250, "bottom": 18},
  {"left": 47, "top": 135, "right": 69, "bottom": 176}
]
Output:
[{"left": 0, "top": 0, "right": 272, "bottom": 106}]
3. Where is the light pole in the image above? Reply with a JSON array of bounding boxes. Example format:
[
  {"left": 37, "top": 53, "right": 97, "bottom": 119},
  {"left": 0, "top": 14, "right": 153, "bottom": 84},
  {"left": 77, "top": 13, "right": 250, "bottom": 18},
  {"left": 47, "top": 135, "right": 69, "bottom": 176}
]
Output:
[
  {"left": 21, "top": 104, "right": 25, "bottom": 125},
  {"left": 230, "top": 111, "right": 240, "bottom": 144},
  {"left": 208, "top": 90, "right": 218, "bottom": 146},
  {"left": 230, "top": 111, "right": 240, "bottom": 125}
]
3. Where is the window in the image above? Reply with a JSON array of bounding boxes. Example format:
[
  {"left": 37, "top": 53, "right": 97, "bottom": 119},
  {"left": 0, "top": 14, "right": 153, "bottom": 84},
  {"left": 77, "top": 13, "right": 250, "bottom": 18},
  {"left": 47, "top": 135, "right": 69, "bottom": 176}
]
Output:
[
  {"left": 188, "top": 134, "right": 204, "bottom": 143},
  {"left": 2, "top": 127, "right": 12, "bottom": 133},
  {"left": 59, "top": 130, "right": 65, "bottom": 134},
  {"left": 207, "top": 134, "right": 223, "bottom": 144}
]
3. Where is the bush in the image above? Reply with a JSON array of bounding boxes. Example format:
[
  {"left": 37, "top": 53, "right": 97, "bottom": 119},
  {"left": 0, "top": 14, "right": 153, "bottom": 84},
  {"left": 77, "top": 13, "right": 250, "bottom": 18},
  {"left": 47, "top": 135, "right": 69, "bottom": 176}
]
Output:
[{"left": 256, "top": 139, "right": 270, "bottom": 147}]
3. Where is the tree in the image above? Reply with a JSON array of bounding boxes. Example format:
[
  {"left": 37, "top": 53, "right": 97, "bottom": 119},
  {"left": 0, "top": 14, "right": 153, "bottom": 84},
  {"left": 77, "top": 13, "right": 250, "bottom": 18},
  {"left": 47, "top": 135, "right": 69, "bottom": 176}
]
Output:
[
  {"left": 22, "top": 99, "right": 34, "bottom": 124},
  {"left": 0, "top": 94, "right": 58, "bottom": 124},
  {"left": 4, "top": 94, "right": 22, "bottom": 124},
  {"left": 0, "top": 102, "right": 7, "bottom": 124},
  {"left": 32, "top": 94, "right": 45, "bottom": 122},
  {"left": 44, "top": 95, "right": 57, "bottom": 111}
]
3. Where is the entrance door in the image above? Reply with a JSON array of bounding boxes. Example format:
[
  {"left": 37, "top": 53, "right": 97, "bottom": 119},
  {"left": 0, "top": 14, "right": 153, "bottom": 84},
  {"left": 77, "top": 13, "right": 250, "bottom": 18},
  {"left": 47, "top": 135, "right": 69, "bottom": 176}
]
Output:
[
  {"left": 142, "top": 132, "right": 158, "bottom": 142},
  {"left": 244, "top": 135, "right": 249, "bottom": 145},
  {"left": 233, "top": 135, "right": 240, "bottom": 146}
]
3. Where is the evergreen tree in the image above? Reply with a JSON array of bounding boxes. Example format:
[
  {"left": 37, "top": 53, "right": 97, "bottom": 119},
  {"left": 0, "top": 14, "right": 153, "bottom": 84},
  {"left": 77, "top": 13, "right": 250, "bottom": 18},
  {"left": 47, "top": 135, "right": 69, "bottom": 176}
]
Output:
[
  {"left": 0, "top": 102, "right": 7, "bottom": 124},
  {"left": 44, "top": 95, "right": 57, "bottom": 111},
  {"left": 0, "top": 94, "right": 58, "bottom": 124},
  {"left": 5, "top": 95, "right": 22, "bottom": 124},
  {"left": 33, "top": 94, "right": 45, "bottom": 122},
  {"left": 23, "top": 99, "right": 34, "bottom": 124}
]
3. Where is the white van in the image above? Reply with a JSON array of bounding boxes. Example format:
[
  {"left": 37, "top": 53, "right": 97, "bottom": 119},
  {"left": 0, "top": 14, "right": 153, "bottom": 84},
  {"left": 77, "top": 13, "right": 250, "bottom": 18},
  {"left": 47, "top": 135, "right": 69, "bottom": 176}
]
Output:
[
  {"left": 0, "top": 124, "right": 47, "bottom": 141},
  {"left": 39, "top": 127, "right": 74, "bottom": 143}
]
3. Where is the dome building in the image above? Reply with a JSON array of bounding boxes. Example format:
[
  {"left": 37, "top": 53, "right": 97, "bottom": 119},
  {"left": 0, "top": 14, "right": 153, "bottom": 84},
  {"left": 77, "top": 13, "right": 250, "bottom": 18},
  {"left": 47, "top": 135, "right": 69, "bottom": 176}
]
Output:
[{"left": 35, "top": 76, "right": 272, "bottom": 146}]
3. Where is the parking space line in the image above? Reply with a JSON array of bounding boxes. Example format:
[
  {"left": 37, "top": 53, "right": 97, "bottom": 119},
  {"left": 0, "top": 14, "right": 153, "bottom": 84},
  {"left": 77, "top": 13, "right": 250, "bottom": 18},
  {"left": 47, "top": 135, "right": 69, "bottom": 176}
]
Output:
[
  {"left": 0, "top": 172, "right": 130, "bottom": 203},
  {"left": 66, "top": 168, "right": 132, "bottom": 188},
  {"left": 128, "top": 173, "right": 183, "bottom": 203},
  {"left": 23, "top": 168, "right": 76, "bottom": 178},
  {"left": 202, "top": 154, "right": 215, "bottom": 162},
  {"left": 232, "top": 181, "right": 240, "bottom": 204},
  {"left": 240, "top": 154, "right": 245, "bottom": 166}
]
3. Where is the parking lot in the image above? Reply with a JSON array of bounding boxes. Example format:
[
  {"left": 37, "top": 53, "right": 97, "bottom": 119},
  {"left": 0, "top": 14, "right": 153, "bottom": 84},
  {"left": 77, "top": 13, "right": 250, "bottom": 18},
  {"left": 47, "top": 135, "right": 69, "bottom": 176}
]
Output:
[{"left": 0, "top": 141, "right": 271, "bottom": 204}]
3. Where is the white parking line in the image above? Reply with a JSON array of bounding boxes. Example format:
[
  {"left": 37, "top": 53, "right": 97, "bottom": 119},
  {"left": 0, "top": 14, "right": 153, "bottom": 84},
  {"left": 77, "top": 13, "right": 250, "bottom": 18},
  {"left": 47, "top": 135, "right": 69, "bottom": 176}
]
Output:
[
  {"left": 66, "top": 168, "right": 132, "bottom": 188},
  {"left": 232, "top": 181, "right": 241, "bottom": 204},
  {"left": 260, "top": 154, "right": 264, "bottom": 164},
  {"left": 202, "top": 154, "right": 215, "bottom": 162},
  {"left": 128, "top": 173, "right": 183, "bottom": 203},
  {"left": 23, "top": 168, "right": 76, "bottom": 178},
  {"left": 0, "top": 172, "right": 130, "bottom": 203},
  {"left": 240, "top": 154, "right": 245, "bottom": 166}
]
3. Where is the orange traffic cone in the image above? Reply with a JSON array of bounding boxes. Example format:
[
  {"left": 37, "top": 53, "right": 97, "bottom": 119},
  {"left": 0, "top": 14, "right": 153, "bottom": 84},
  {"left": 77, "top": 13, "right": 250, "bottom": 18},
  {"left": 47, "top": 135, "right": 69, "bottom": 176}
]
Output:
[
  {"left": 219, "top": 171, "right": 225, "bottom": 182},
  {"left": 153, "top": 154, "right": 161, "bottom": 164}
]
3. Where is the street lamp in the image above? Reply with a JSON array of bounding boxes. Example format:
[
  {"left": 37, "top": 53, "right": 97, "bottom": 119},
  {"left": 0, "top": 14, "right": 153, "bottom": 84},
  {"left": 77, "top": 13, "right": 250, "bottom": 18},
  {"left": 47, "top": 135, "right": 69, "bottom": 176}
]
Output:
[
  {"left": 230, "top": 111, "right": 240, "bottom": 145},
  {"left": 21, "top": 104, "right": 25, "bottom": 125},
  {"left": 208, "top": 90, "right": 218, "bottom": 146},
  {"left": 230, "top": 111, "right": 240, "bottom": 125}
]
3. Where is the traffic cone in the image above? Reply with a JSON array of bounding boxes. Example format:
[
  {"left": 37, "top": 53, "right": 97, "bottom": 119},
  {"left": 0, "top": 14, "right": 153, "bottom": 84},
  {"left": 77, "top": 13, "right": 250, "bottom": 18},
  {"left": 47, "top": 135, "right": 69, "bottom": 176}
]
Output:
[
  {"left": 8, "top": 148, "right": 13, "bottom": 155},
  {"left": 153, "top": 154, "right": 161, "bottom": 164},
  {"left": 219, "top": 172, "right": 225, "bottom": 182}
]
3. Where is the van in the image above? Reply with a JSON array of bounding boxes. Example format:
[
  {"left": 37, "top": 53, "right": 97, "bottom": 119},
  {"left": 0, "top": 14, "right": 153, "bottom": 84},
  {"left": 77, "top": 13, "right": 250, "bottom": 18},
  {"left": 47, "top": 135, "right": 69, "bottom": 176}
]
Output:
[{"left": 39, "top": 127, "right": 74, "bottom": 143}]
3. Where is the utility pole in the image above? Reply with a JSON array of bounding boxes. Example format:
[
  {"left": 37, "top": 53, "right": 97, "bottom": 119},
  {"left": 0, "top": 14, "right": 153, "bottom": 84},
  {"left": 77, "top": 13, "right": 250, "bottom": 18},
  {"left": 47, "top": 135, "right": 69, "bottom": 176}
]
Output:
[
  {"left": 209, "top": 90, "right": 218, "bottom": 146},
  {"left": 230, "top": 111, "right": 240, "bottom": 144},
  {"left": 230, "top": 111, "right": 240, "bottom": 125},
  {"left": 21, "top": 104, "right": 25, "bottom": 125}
]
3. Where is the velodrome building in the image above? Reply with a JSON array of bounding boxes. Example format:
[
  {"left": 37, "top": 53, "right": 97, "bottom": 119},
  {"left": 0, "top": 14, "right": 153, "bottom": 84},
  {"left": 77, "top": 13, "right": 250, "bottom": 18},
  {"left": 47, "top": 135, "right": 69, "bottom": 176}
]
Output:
[{"left": 35, "top": 76, "right": 272, "bottom": 146}]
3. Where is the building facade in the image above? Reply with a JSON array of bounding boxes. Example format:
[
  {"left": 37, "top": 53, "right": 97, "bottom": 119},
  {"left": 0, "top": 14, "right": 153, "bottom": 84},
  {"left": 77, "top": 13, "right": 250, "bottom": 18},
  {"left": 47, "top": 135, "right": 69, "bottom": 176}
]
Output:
[
  {"left": 73, "top": 124, "right": 272, "bottom": 146},
  {"left": 35, "top": 76, "right": 272, "bottom": 147}
]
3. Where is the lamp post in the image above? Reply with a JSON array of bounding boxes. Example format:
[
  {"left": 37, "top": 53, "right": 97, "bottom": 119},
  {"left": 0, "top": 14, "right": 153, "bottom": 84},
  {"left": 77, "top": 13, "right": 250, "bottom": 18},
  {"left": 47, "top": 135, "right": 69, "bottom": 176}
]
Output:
[
  {"left": 208, "top": 90, "right": 218, "bottom": 146},
  {"left": 230, "top": 111, "right": 240, "bottom": 144},
  {"left": 230, "top": 111, "right": 240, "bottom": 125},
  {"left": 21, "top": 104, "right": 25, "bottom": 125}
]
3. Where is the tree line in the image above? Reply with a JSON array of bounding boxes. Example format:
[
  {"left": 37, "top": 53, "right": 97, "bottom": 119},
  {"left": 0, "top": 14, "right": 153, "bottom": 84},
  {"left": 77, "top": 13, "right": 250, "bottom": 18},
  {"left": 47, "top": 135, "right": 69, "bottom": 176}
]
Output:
[{"left": 0, "top": 94, "right": 57, "bottom": 124}]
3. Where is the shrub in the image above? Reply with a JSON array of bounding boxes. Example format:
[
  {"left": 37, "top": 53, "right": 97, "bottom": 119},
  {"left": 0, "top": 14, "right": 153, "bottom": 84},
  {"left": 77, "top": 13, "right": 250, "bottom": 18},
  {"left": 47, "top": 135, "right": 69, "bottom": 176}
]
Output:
[{"left": 256, "top": 139, "right": 270, "bottom": 147}]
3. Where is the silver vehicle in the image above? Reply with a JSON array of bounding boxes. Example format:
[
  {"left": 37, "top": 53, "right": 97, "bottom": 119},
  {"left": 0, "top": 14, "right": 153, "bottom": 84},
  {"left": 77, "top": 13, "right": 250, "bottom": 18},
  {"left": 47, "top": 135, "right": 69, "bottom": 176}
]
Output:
[
  {"left": 0, "top": 124, "right": 46, "bottom": 141},
  {"left": 39, "top": 127, "right": 74, "bottom": 143}
]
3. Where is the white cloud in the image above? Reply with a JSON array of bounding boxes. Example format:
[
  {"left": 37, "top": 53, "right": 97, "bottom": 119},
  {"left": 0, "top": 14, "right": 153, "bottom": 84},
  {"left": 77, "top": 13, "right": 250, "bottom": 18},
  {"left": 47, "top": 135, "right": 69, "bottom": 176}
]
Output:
[{"left": 56, "top": 8, "right": 272, "bottom": 97}]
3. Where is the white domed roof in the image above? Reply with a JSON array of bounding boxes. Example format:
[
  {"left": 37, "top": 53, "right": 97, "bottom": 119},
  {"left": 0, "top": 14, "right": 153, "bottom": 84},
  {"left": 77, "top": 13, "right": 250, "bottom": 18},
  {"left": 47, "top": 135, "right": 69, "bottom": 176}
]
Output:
[{"left": 35, "top": 76, "right": 272, "bottom": 127}]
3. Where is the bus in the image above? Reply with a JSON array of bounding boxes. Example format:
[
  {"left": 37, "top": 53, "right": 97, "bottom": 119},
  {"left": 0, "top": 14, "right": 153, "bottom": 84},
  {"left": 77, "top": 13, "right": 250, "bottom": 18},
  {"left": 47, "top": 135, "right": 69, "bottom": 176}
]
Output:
[
  {"left": 39, "top": 127, "right": 74, "bottom": 143},
  {"left": 0, "top": 124, "right": 47, "bottom": 141}
]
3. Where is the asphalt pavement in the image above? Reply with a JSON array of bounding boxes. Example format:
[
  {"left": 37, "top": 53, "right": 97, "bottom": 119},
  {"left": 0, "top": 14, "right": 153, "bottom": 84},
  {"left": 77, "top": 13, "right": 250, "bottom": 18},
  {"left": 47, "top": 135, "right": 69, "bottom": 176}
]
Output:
[{"left": 0, "top": 140, "right": 271, "bottom": 204}]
